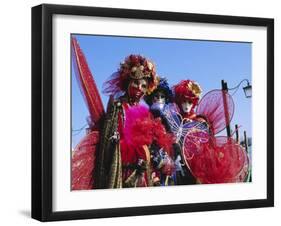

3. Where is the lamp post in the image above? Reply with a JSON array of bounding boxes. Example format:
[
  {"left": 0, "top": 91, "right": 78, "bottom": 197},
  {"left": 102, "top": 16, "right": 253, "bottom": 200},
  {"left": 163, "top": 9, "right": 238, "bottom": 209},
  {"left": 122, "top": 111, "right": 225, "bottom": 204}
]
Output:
[
  {"left": 221, "top": 79, "right": 252, "bottom": 138},
  {"left": 221, "top": 80, "right": 231, "bottom": 137},
  {"left": 228, "top": 79, "right": 252, "bottom": 98}
]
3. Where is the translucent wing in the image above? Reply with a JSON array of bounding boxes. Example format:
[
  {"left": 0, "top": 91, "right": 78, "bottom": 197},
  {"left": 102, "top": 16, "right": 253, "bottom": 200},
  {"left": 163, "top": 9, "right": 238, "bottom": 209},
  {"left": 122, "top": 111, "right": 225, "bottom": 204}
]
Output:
[
  {"left": 182, "top": 121, "right": 210, "bottom": 160},
  {"left": 196, "top": 89, "right": 234, "bottom": 135},
  {"left": 71, "top": 36, "right": 105, "bottom": 190},
  {"left": 162, "top": 105, "right": 188, "bottom": 146},
  {"left": 162, "top": 105, "right": 209, "bottom": 153},
  {"left": 72, "top": 131, "right": 100, "bottom": 190},
  {"left": 71, "top": 36, "right": 105, "bottom": 127}
]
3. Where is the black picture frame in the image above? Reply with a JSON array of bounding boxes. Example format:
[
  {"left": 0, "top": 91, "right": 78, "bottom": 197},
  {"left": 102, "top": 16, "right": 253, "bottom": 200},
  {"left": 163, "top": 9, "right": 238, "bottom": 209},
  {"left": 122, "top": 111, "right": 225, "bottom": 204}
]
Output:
[{"left": 32, "top": 3, "right": 274, "bottom": 222}]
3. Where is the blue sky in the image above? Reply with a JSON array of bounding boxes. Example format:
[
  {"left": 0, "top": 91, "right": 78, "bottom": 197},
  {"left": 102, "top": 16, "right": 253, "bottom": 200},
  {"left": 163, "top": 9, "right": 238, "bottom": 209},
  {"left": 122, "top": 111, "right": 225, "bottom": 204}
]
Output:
[{"left": 71, "top": 34, "right": 252, "bottom": 148}]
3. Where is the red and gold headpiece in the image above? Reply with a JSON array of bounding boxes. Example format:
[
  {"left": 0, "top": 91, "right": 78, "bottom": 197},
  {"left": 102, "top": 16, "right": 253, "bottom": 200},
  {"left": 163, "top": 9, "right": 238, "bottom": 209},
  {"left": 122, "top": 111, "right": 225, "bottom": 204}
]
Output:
[
  {"left": 103, "top": 54, "right": 158, "bottom": 96},
  {"left": 173, "top": 80, "right": 202, "bottom": 106}
]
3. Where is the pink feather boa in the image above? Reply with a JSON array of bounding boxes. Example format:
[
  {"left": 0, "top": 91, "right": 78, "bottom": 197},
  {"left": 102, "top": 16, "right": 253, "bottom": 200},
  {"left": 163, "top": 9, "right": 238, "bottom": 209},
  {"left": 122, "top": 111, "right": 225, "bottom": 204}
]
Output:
[{"left": 121, "top": 105, "right": 173, "bottom": 163}]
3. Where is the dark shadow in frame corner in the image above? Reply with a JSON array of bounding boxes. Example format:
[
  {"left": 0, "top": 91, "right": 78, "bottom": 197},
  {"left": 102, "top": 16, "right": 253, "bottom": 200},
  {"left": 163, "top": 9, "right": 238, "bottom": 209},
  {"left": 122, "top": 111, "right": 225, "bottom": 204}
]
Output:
[{"left": 31, "top": 3, "right": 274, "bottom": 222}]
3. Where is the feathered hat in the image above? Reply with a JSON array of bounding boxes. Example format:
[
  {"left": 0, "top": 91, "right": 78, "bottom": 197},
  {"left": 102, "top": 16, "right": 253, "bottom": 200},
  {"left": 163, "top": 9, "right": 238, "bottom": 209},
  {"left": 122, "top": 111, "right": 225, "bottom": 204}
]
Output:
[
  {"left": 103, "top": 54, "right": 158, "bottom": 96},
  {"left": 144, "top": 77, "right": 173, "bottom": 106}
]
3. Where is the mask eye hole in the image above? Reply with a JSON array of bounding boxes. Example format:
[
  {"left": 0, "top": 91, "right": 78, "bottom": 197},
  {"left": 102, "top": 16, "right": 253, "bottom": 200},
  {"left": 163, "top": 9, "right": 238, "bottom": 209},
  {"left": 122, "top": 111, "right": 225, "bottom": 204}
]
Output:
[
  {"left": 184, "top": 101, "right": 192, "bottom": 105},
  {"left": 155, "top": 92, "right": 165, "bottom": 99},
  {"left": 141, "top": 84, "right": 147, "bottom": 89},
  {"left": 132, "top": 80, "right": 139, "bottom": 86}
]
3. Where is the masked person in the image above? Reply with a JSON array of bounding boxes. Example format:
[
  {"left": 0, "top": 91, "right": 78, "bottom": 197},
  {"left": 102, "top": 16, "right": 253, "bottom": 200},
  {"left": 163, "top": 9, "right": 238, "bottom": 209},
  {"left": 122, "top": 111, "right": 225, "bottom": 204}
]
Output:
[
  {"left": 173, "top": 80, "right": 249, "bottom": 184},
  {"left": 144, "top": 77, "right": 176, "bottom": 185},
  {"left": 144, "top": 77, "right": 174, "bottom": 129},
  {"left": 145, "top": 79, "right": 206, "bottom": 185},
  {"left": 95, "top": 55, "right": 173, "bottom": 189},
  {"left": 170, "top": 80, "right": 208, "bottom": 184}
]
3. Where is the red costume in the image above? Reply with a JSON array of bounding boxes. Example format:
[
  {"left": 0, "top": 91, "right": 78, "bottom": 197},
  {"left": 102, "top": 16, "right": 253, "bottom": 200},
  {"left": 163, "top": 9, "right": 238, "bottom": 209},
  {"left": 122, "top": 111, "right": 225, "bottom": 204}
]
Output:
[{"left": 173, "top": 80, "right": 249, "bottom": 184}]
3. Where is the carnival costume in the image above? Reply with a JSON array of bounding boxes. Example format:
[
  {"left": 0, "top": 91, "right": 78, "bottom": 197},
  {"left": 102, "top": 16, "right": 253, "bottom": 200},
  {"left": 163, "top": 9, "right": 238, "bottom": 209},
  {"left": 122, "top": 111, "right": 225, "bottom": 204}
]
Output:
[
  {"left": 144, "top": 77, "right": 177, "bottom": 185},
  {"left": 169, "top": 80, "right": 250, "bottom": 184},
  {"left": 71, "top": 36, "right": 249, "bottom": 190},
  {"left": 71, "top": 37, "right": 173, "bottom": 190},
  {"left": 145, "top": 77, "right": 199, "bottom": 185}
]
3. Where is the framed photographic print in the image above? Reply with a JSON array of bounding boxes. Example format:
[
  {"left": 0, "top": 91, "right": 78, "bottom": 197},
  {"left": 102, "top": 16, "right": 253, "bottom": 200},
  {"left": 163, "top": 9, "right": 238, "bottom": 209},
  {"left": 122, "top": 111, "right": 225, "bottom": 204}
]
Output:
[{"left": 32, "top": 4, "right": 274, "bottom": 221}]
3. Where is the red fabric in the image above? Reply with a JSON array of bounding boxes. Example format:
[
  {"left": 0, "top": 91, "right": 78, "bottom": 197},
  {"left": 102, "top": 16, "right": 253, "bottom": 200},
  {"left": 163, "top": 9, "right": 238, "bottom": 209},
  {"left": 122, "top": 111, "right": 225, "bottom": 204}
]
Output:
[
  {"left": 153, "top": 118, "right": 174, "bottom": 156},
  {"left": 71, "top": 37, "right": 105, "bottom": 127},
  {"left": 187, "top": 136, "right": 248, "bottom": 183},
  {"left": 121, "top": 105, "right": 174, "bottom": 165},
  {"left": 182, "top": 90, "right": 248, "bottom": 184},
  {"left": 71, "top": 131, "right": 100, "bottom": 190},
  {"left": 161, "top": 155, "right": 176, "bottom": 176},
  {"left": 196, "top": 89, "right": 234, "bottom": 135}
]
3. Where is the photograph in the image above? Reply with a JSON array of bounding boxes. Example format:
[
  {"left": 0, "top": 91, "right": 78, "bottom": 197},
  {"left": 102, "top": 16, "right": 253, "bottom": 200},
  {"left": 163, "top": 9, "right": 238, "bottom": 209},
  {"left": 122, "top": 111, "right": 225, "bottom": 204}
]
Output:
[
  {"left": 71, "top": 34, "right": 252, "bottom": 190},
  {"left": 31, "top": 4, "right": 274, "bottom": 221}
]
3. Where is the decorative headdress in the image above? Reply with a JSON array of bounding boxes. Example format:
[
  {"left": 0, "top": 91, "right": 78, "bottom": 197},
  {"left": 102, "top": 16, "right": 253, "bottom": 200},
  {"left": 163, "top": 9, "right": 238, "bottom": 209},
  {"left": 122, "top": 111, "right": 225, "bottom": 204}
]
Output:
[
  {"left": 103, "top": 54, "right": 158, "bottom": 96},
  {"left": 144, "top": 77, "right": 174, "bottom": 106},
  {"left": 173, "top": 79, "right": 202, "bottom": 108}
]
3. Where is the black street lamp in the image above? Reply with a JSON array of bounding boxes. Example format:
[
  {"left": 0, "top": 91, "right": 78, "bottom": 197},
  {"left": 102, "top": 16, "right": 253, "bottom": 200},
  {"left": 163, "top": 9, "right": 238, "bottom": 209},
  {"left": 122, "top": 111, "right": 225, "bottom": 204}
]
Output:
[
  {"left": 228, "top": 79, "right": 252, "bottom": 98},
  {"left": 243, "top": 82, "right": 252, "bottom": 98}
]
